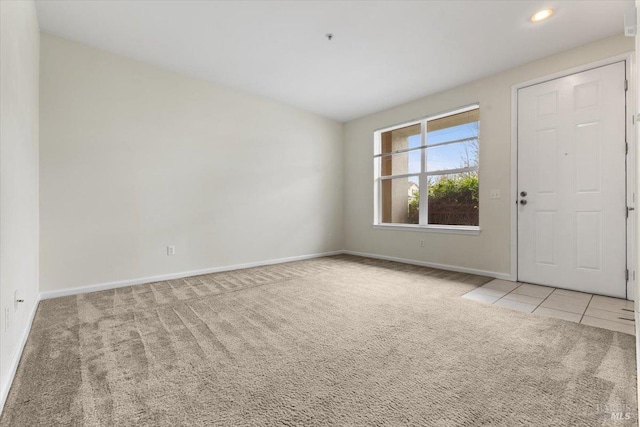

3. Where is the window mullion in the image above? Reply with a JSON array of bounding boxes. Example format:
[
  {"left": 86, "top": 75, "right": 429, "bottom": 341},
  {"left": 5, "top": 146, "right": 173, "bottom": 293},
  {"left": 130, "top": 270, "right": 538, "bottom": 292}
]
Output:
[
  {"left": 380, "top": 172, "right": 421, "bottom": 180},
  {"left": 425, "top": 166, "right": 478, "bottom": 176},
  {"left": 419, "top": 120, "right": 428, "bottom": 226}
]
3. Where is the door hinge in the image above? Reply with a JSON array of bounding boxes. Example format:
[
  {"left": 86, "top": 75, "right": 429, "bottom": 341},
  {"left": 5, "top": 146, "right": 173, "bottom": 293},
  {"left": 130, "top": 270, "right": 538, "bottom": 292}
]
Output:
[
  {"left": 625, "top": 80, "right": 629, "bottom": 91},
  {"left": 626, "top": 269, "right": 629, "bottom": 281},
  {"left": 626, "top": 142, "right": 629, "bottom": 154}
]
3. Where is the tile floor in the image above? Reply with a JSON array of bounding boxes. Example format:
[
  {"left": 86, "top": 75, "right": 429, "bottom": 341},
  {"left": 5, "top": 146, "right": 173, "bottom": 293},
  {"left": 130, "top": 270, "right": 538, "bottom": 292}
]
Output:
[{"left": 463, "top": 279, "right": 636, "bottom": 335}]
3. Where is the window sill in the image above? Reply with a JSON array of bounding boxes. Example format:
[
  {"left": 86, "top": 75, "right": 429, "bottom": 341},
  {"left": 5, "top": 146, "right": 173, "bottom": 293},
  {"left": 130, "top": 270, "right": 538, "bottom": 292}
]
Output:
[{"left": 372, "top": 224, "right": 481, "bottom": 235}]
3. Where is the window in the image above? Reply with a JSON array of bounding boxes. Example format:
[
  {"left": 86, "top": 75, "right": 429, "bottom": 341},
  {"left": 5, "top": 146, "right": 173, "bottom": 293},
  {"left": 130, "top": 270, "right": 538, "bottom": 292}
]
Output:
[{"left": 374, "top": 105, "right": 479, "bottom": 231}]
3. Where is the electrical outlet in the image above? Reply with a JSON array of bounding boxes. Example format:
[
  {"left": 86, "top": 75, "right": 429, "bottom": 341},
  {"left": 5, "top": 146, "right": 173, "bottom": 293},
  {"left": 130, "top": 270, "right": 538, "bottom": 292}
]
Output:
[
  {"left": 419, "top": 239, "right": 425, "bottom": 247},
  {"left": 490, "top": 190, "right": 501, "bottom": 199},
  {"left": 167, "top": 246, "right": 176, "bottom": 256}
]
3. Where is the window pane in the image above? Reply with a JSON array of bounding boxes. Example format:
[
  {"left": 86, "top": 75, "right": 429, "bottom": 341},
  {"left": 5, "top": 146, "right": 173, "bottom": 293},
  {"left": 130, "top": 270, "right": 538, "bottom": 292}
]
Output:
[
  {"left": 381, "top": 176, "right": 420, "bottom": 224},
  {"left": 427, "top": 173, "right": 479, "bottom": 226},
  {"left": 380, "top": 123, "right": 421, "bottom": 154},
  {"left": 381, "top": 150, "right": 422, "bottom": 176},
  {"left": 426, "top": 140, "right": 478, "bottom": 172},
  {"left": 427, "top": 109, "right": 479, "bottom": 145}
]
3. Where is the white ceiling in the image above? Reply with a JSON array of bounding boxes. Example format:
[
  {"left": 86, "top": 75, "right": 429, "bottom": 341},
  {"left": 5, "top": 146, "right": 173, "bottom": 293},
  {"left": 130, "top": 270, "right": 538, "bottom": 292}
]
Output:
[{"left": 35, "top": 0, "right": 633, "bottom": 122}]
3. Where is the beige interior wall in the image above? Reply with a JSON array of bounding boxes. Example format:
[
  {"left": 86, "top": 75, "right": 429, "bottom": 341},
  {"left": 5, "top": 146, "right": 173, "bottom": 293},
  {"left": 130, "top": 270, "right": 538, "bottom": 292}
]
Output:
[
  {"left": 39, "top": 33, "right": 344, "bottom": 293},
  {"left": 0, "top": 0, "right": 40, "bottom": 400},
  {"left": 344, "top": 34, "right": 634, "bottom": 276}
]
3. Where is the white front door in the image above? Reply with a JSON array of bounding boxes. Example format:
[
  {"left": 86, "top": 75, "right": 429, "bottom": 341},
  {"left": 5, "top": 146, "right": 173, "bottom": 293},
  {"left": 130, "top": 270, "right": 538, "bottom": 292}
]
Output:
[{"left": 517, "top": 62, "right": 627, "bottom": 298}]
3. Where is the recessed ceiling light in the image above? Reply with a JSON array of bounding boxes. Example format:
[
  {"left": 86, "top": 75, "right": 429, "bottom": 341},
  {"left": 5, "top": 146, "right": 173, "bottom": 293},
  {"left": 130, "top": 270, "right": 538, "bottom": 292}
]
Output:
[{"left": 531, "top": 9, "right": 553, "bottom": 22}]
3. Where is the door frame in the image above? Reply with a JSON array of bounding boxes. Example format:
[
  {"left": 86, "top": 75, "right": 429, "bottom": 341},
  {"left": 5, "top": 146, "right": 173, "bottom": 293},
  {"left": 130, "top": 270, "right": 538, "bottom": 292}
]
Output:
[{"left": 509, "top": 52, "right": 637, "bottom": 300}]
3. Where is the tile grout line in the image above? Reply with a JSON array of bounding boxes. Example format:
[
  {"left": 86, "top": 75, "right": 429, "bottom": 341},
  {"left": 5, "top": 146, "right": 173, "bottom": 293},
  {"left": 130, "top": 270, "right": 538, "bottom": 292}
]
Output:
[
  {"left": 492, "top": 282, "right": 523, "bottom": 304},
  {"left": 531, "top": 287, "right": 557, "bottom": 313},
  {"left": 498, "top": 282, "right": 556, "bottom": 313},
  {"left": 464, "top": 280, "right": 521, "bottom": 303},
  {"left": 581, "top": 297, "right": 635, "bottom": 326},
  {"left": 579, "top": 294, "right": 594, "bottom": 324},
  {"left": 496, "top": 283, "right": 557, "bottom": 312},
  {"left": 591, "top": 304, "right": 636, "bottom": 316}
]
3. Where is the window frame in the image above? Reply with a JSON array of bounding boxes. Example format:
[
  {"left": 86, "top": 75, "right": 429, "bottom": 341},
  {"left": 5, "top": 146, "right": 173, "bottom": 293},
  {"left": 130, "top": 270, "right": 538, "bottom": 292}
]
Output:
[{"left": 373, "top": 104, "right": 481, "bottom": 235}]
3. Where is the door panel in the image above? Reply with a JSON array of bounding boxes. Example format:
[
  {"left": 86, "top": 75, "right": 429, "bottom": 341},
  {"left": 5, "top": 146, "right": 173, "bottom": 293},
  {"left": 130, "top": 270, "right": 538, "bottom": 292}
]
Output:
[{"left": 517, "top": 62, "right": 626, "bottom": 297}]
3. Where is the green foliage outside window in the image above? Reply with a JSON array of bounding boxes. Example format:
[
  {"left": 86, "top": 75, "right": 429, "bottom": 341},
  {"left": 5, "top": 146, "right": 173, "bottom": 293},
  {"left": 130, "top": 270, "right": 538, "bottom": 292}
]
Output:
[
  {"left": 408, "top": 174, "right": 479, "bottom": 225},
  {"left": 429, "top": 174, "right": 478, "bottom": 204}
]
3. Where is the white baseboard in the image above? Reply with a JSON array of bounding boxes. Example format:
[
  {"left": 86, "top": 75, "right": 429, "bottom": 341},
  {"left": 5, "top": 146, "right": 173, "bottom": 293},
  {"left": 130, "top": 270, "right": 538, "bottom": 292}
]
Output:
[
  {"left": 39, "top": 250, "right": 345, "bottom": 300},
  {"left": 0, "top": 295, "right": 40, "bottom": 413},
  {"left": 41, "top": 249, "right": 510, "bottom": 301},
  {"left": 343, "top": 250, "right": 512, "bottom": 281}
]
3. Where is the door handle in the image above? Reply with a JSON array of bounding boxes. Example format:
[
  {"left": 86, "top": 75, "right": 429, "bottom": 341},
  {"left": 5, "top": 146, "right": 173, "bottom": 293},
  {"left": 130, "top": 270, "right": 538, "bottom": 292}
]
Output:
[
  {"left": 520, "top": 191, "right": 527, "bottom": 197},
  {"left": 520, "top": 199, "right": 527, "bottom": 205}
]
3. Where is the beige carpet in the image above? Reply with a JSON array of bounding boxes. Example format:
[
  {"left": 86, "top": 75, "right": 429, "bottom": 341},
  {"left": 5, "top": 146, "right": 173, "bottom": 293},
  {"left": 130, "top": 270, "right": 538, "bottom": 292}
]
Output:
[{"left": 1, "top": 255, "right": 636, "bottom": 426}]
